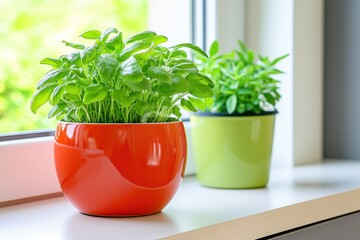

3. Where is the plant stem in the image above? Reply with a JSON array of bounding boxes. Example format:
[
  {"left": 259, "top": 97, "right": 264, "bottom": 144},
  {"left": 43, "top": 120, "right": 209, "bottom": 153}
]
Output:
[
  {"left": 98, "top": 101, "right": 101, "bottom": 122},
  {"left": 171, "top": 93, "right": 187, "bottom": 105},
  {"left": 81, "top": 106, "right": 91, "bottom": 122}
]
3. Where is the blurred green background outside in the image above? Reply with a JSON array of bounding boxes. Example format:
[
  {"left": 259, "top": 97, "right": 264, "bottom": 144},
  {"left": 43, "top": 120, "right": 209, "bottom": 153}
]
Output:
[{"left": 0, "top": 0, "right": 148, "bottom": 134}]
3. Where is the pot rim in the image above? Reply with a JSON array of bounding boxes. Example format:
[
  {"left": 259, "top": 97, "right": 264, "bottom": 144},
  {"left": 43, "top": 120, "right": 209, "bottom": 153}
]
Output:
[
  {"left": 191, "top": 110, "right": 278, "bottom": 117},
  {"left": 57, "top": 120, "right": 184, "bottom": 126}
]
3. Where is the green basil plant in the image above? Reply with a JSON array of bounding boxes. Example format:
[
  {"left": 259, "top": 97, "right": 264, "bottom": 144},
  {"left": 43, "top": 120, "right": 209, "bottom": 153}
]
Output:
[
  {"left": 30, "top": 27, "right": 214, "bottom": 123},
  {"left": 195, "top": 40, "right": 288, "bottom": 115}
]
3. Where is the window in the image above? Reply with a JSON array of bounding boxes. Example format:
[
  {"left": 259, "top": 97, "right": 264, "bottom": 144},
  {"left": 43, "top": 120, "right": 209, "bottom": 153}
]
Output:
[
  {"left": 0, "top": 0, "right": 149, "bottom": 135},
  {"left": 0, "top": 0, "right": 195, "bottom": 203},
  {"left": 0, "top": 0, "right": 194, "bottom": 135}
]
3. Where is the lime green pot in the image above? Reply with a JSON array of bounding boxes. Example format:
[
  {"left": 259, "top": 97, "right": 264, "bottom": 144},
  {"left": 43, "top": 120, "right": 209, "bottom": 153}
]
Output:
[{"left": 190, "top": 113, "right": 276, "bottom": 189}]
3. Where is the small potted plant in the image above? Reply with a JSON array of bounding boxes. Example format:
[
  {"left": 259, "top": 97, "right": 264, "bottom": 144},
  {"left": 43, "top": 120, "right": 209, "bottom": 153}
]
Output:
[
  {"left": 30, "top": 27, "right": 214, "bottom": 216},
  {"left": 192, "top": 40, "right": 288, "bottom": 189}
]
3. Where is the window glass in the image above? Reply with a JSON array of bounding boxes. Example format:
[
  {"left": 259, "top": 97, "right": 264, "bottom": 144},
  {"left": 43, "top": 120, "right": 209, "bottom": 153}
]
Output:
[{"left": 0, "top": 0, "right": 148, "bottom": 134}]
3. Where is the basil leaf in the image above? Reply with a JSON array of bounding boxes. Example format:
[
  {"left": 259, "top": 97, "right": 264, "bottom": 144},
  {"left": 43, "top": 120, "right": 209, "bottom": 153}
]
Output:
[
  {"left": 147, "top": 66, "right": 171, "bottom": 83},
  {"left": 36, "top": 69, "right": 70, "bottom": 89},
  {"left": 65, "top": 82, "right": 82, "bottom": 95},
  {"left": 105, "top": 32, "right": 124, "bottom": 52},
  {"left": 124, "top": 78, "right": 151, "bottom": 91},
  {"left": 79, "top": 30, "right": 102, "bottom": 39},
  {"left": 80, "top": 45, "right": 99, "bottom": 65},
  {"left": 152, "top": 35, "right": 168, "bottom": 45},
  {"left": 171, "top": 62, "right": 199, "bottom": 75},
  {"left": 40, "top": 57, "right": 62, "bottom": 68},
  {"left": 180, "top": 98, "right": 197, "bottom": 112},
  {"left": 119, "top": 41, "right": 152, "bottom": 62},
  {"left": 48, "top": 103, "right": 67, "bottom": 118},
  {"left": 171, "top": 43, "right": 208, "bottom": 58},
  {"left": 50, "top": 85, "right": 65, "bottom": 105},
  {"left": 172, "top": 74, "right": 189, "bottom": 93},
  {"left": 95, "top": 54, "right": 118, "bottom": 82},
  {"left": 62, "top": 40, "right": 85, "bottom": 50},
  {"left": 30, "top": 83, "right": 57, "bottom": 113},
  {"left": 188, "top": 96, "right": 206, "bottom": 111},
  {"left": 125, "top": 31, "right": 156, "bottom": 44},
  {"left": 186, "top": 73, "right": 214, "bottom": 98},
  {"left": 100, "top": 27, "right": 118, "bottom": 43},
  {"left": 83, "top": 84, "right": 108, "bottom": 104},
  {"left": 112, "top": 90, "right": 136, "bottom": 107},
  {"left": 156, "top": 83, "right": 173, "bottom": 96},
  {"left": 119, "top": 56, "right": 143, "bottom": 82}
]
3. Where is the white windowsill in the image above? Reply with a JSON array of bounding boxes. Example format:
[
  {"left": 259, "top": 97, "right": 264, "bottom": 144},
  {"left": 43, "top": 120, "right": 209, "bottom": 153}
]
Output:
[
  {"left": 1, "top": 160, "right": 360, "bottom": 240},
  {"left": 0, "top": 122, "right": 196, "bottom": 203}
]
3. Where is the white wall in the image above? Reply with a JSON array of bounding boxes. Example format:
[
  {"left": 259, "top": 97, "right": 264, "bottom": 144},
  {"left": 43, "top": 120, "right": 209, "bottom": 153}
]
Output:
[
  {"left": 148, "top": 0, "right": 192, "bottom": 46},
  {"left": 205, "top": 0, "right": 246, "bottom": 53},
  {"left": 247, "top": 0, "right": 323, "bottom": 166},
  {"left": 293, "top": 0, "right": 323, "bottom": 165},
  {"left": 207, "top": 0, "right": 323, "bottom": 166},
  {"left": 246, "top": 0, "right": 294, "bottom": 167}
]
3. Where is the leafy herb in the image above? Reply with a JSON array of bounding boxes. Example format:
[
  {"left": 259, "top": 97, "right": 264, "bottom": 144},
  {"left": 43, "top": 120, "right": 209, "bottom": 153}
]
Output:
[
  {"left": 30, "top": 28, "right": 214, "bottom": 123},
  {"left": 196, "top": 40, "right": 288, "bottom": 115}
]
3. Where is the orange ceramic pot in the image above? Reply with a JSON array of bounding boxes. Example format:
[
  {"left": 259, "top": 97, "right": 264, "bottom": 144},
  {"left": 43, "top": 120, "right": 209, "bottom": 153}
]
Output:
[{"left": 54, "top": 121, "right": 187, "bottom": 217}]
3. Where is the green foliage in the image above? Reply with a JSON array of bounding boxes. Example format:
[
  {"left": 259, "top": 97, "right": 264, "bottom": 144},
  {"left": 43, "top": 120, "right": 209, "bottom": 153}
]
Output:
[
  {"left": 30, "top": 28, "right": 214, "bottom": 123},
  {"left": 196, "top": 40, "right": 289, "bottom": 115},
  {"left": 0, "top": 0, "right": 149, "bottom": 133}
]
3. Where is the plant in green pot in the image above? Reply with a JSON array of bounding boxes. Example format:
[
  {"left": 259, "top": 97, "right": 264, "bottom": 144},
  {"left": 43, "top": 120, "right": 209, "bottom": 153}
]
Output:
[
  {"left": 192, "top": 40, "right": 288, "bottom": 189},
  {"left": 30, "top": 27, "right": 214, "bottom": 216}
]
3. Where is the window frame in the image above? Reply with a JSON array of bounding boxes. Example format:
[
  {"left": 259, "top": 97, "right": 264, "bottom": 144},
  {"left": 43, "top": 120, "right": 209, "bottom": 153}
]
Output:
[{"left": 0, "top": 130, "right": 54, "bottom": 142}]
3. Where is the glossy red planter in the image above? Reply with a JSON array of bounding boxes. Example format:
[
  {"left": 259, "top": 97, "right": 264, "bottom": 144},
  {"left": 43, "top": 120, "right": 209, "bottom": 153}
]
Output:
[{"left": 54, "top": 121, "right": 187, "bottom": 217}]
